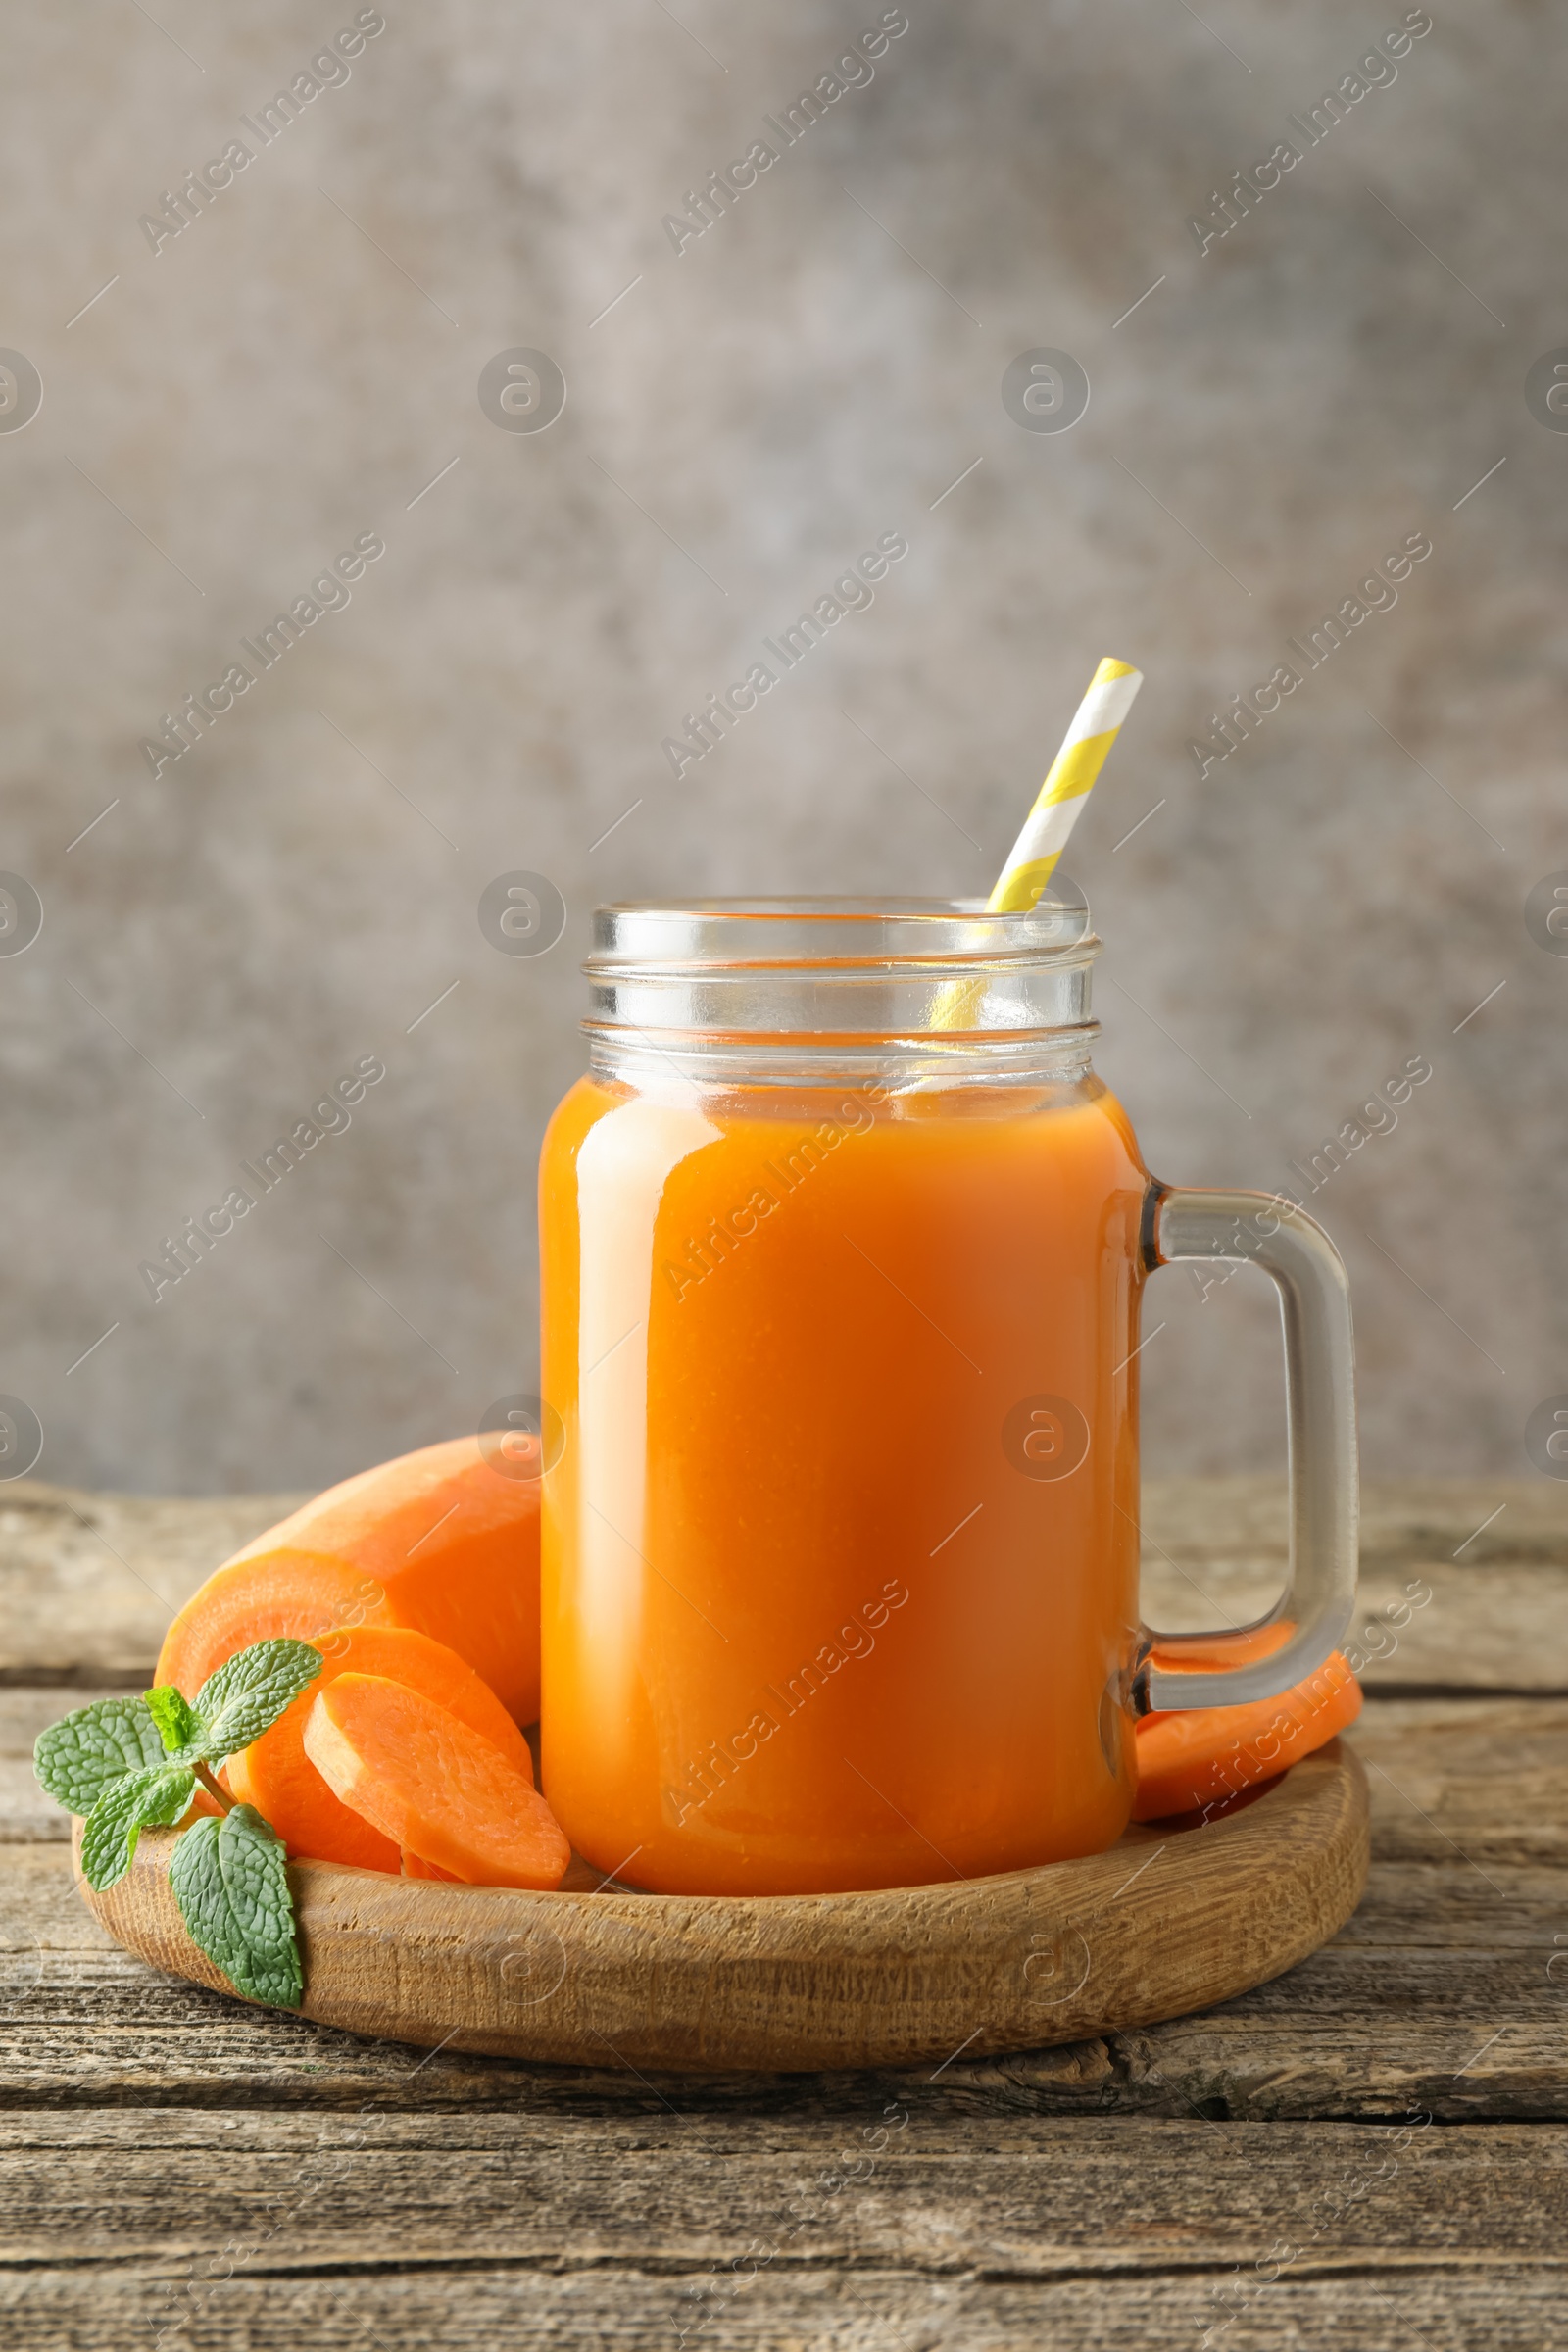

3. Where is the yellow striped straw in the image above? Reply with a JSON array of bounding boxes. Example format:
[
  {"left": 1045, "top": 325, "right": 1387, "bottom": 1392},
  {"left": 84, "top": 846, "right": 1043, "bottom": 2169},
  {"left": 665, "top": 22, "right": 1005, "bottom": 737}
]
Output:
[
  {"left": 986, "top": 656, "right": 1143, "bottom": 913},
  {"left": 931, "top": 655, "right": 1142, "bottom": 1033}
]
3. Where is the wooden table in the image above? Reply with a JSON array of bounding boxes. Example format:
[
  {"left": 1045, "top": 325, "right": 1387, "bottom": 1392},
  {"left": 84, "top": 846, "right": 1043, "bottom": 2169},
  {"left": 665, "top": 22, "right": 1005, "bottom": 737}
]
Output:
[{"left": 3, "top": 1476, "right": 1564, "bottom": 2349}]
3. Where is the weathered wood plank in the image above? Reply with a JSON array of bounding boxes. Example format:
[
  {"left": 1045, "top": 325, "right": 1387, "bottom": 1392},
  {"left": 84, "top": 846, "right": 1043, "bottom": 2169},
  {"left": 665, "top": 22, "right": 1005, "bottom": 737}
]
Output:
[
  {"left": 2, "top": 1698, "right": 1564, "bottom": 2120},
  {"left": 1140, "top": 1480, "right": 1568, "bottom": 1688},
  {"left": 4, "top": 1484, "right": 1561, "bottom": 2336},
  {"left": 1147, "top": 1559, "right": 1568, "bottom": 1691},
  {"left": 0, "top": 2113, "right": 1558, "bottom": 2269},
  {"left": 0, "top": 1486, "right": 302, "bottom": 1687},
  {"left": 3, "top": 1851, "right": 1562, "bottom": 2120},
  {"left": 1351, "top": 1697, "right": 1568, "bottom": 1867},
  {"left": 1145, "top": 1477, "right": 1568, "bottom": 1568},
  {"left": 1, "top": 2266, "right": 1561, "bottom": 2351},
  {"left": 3, "top": 1962, "right": 1556, "bottom": 2120},
  {"left": 1143, "top": 1477, "right": 1568, "bottom": 1691},
  {"left": 5, "top": 1478, "right": 1564, "bottom": 1688}
]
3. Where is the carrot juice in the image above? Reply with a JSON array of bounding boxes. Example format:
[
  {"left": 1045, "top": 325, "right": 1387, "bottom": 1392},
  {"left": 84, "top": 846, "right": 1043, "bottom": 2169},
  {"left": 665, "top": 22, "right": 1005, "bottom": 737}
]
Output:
[{"left": 539, "top": 1064, "right": 1151, "bottom": 1895}]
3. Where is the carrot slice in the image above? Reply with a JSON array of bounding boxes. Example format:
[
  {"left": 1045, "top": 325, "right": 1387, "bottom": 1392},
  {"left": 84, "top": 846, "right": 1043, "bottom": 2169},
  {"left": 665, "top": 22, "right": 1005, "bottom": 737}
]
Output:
[
  {"left": 402, "top": 1849, "right": 462, "bottom": 1882},
  {"left": 156, "top": 1549, "right": 397, "bottom": 1705},
  {"left": 226, "top": 1626, "right": 534, "bottom": 1871},
  {"left": 229, "top": 1435, "right": 540, "bottom": 1720},
  {"left": 303, "top": 1675, "right": 570, "bottom": 1890},
  {"left": 1133, "top": 1650, "right": 1361, "bottom": 1823},
  {"left": 226, "top": 1740, "right": 396, "bottom": 1873},
  {"left": 157, "top": 1435, "right": 543, "bottom": 1723}
]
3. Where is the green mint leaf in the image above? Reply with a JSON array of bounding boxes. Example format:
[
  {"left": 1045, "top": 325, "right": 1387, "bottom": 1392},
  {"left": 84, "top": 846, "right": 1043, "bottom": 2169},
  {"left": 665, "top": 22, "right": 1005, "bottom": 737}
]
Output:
[
  {"left": 145, "top": 1685, "right": 207, "bottom": 1756},
  {"left": 194, "top": 1640, "right": 322, "bottom": 1761},
  {"left": 33, "top": 1696, "right": 167, "bottom": 1816},
  {"left": 79, "top": 1762, "right": 196, "bottom": 1891},
  {"left": 170, "top": 1804, "right": 302, "bottom": 2009}
]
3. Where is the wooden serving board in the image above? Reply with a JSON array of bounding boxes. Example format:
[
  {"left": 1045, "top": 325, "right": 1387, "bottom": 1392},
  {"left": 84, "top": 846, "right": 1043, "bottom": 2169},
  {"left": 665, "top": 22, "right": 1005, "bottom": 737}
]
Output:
[{"left": 75, "top": 1741, "right": 1367, "bottom": 2073}]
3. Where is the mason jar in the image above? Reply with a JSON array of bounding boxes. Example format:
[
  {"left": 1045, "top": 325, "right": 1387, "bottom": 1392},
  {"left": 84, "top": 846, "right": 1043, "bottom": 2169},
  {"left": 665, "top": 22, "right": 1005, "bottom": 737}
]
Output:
[{"left": 537, "top": 898, "right": 1356, "bottom": 1896}]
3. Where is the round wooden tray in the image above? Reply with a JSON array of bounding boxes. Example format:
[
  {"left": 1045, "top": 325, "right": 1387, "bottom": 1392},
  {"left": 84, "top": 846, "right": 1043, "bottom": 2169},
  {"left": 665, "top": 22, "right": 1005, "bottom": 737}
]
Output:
[{"left": 77, "top": 1741, "right": 1368, "bottom": 2073}]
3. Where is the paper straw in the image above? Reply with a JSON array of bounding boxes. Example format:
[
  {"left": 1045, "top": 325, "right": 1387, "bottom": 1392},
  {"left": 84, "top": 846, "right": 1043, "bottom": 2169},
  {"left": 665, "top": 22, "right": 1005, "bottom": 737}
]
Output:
[
  {"left": 986, "top": 657, "right": 1143, "bottom": 913},
  {"left": 930, "top": 655, "right": 1142, "bottom": 1035}
]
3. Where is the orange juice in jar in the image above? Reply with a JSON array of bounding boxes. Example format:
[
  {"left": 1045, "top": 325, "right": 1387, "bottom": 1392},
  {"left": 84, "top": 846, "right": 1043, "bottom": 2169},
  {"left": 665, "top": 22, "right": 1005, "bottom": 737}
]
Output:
[{"left": 539, "top": 901, "right": 1356, "bottom": 1896}]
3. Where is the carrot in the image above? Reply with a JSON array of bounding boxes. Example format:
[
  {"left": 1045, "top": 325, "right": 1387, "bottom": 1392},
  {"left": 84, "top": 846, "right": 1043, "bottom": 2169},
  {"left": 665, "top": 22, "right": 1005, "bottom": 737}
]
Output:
[
  {"left": 156, "top": 1550, "right": 396, "bottom": 1706},
  {"left": 226, "top": 1626, "right": 534, "bottom": 1871},
  {"left": 303, "top": 1674, "right": 571, "bottom": 1890},
  {"left": 226, "top": 1740, "right": 397, "bottom": 1873},
  {"left": 401, "top": 1850, "right": 462, "bottom": 1882},
  {"left": 1133, "top": 1650, "right": 1361, "bottom": 1823},
  {"left": 157, "top": 1435, "right": 543, "bottom": 1723}
]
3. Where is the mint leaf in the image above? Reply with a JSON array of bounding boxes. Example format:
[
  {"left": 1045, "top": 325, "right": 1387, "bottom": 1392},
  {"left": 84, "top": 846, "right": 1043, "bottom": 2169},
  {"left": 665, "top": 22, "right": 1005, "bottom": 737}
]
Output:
[
  {"left": 145, "top": 1685, "right": 207, "bottom": 1755},
  {"left": 34, "top": 1696, "right": 167, "bottom": 1815},
  {"left": 217, "top": 1805, "right": 302, "bottom": 2009},
  {"left": 194, "top": 1640, "right": 322, "bottom": 1761},
  {"left": 170, "top": 1804, "right": 302, "bottom": 2008},
  {"left": 79, "top": 1762, "right": 196, "bottom": 1890}
]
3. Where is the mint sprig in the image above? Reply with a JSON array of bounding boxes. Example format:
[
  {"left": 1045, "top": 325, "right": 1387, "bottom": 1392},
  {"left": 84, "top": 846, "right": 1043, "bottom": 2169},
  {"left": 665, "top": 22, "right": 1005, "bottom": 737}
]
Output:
[{"left": 35, "top": 1637, "right": 322, "bottom": 2008}]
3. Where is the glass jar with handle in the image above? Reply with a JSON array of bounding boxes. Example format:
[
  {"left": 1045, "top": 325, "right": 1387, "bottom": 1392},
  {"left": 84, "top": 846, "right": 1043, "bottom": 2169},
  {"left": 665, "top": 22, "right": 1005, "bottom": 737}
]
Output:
[{"left": 538, "top": 898, "right": 1357, "bottom": 1896}]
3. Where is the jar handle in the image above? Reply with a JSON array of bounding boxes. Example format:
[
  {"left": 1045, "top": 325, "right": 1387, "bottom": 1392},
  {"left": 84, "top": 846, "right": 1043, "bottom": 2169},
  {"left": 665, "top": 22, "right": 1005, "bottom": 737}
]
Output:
[{"left": 1136, "top": 1185, "right": 1359, "bottom": 1712}]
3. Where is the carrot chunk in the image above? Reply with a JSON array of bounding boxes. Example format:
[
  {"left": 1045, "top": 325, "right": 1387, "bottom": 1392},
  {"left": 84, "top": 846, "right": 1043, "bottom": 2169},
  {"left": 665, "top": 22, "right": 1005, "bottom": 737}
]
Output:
[
  {"left": 303, "top": 1674, "right": 570, "bottom": 1890},
  {"left": 401, "top": 1849, "right": 462, "bottom": 1882},
  {"left": 156, "top": 1550, "right": 396, "bottom": 1708},
  {"left": 226, "top": 1626, "right": 534, "bottom": 1871},
  {"left": 1133, "top": 1650, "right": 1361, "bottom": 1822},
  {"left": 157, "top": 1434, "right": 542, "bottom": 1723}
]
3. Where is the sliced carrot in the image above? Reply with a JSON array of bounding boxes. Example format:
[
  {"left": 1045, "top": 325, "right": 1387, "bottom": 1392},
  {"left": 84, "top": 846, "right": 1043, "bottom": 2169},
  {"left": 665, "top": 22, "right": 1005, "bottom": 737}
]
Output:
[
  {"left": 156, "top": 1435, "right": 543, "bottom": 1723},
  {"left": 1133, "top": 1650, "right": 1361, "bottom": 1823},
  {"left": 227, "top": 1626, "right": 534, "bottom": 1871},
  {"left": 303, "top": 1674, "right": 570, "bottom": 1890},
  {"left": 402, "top": 1849, "right": 462, "bottom": 1882},
  {"left": 156, "top": 1549, "right": 397, "bottom": 1705},
  {"left": 226, "top": 1740, "right": 397, "bottom": 1872}
]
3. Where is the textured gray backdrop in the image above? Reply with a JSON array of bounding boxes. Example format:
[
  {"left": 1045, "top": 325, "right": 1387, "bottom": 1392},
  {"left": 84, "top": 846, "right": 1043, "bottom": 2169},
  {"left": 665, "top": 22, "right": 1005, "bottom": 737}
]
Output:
[{"left": 1, "top": 0, "right": 1560, "bottom": 1494}]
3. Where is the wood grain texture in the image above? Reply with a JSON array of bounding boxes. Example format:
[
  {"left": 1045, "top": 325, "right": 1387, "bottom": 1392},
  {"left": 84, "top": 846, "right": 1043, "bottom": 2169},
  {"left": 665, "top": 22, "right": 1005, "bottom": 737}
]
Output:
[
  {"left": 2, "top": 2110, "right": 1559, "bottom": 2265},
  {"left": 1139, "top": 1477, "right": 1568, "bottom": 1690},
  {"left": 6, "top": 1702, "right": 1563, "bottom": 2120},
  {"left": 0, "top": 1484, "right": 302, "bottom": 1687},
  {"left": 1144, "top": 1476, "right": 1568, "bottom": 1566},
  {"left": 6, "top": 2268, "right": 1565, "bottom": 2352},
  {"left": 74, "top": 1744, "right": 1368, "bottom": 2072},
  {"left": 4, "top": 2112, "right": 1564, "bottom": 2348},
  {"left": 7, "top": 1483, "right": 1566, "bottom": 2352},
  {"left": 7, "top": 1475, "right": 1563, "bottom": 1686}
]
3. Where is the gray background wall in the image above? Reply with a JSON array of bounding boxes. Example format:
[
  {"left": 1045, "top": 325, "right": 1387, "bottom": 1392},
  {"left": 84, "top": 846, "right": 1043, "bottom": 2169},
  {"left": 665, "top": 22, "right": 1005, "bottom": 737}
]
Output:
[{"left": 1, "top": 0, "right": 1560, "bottom": 1495}]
